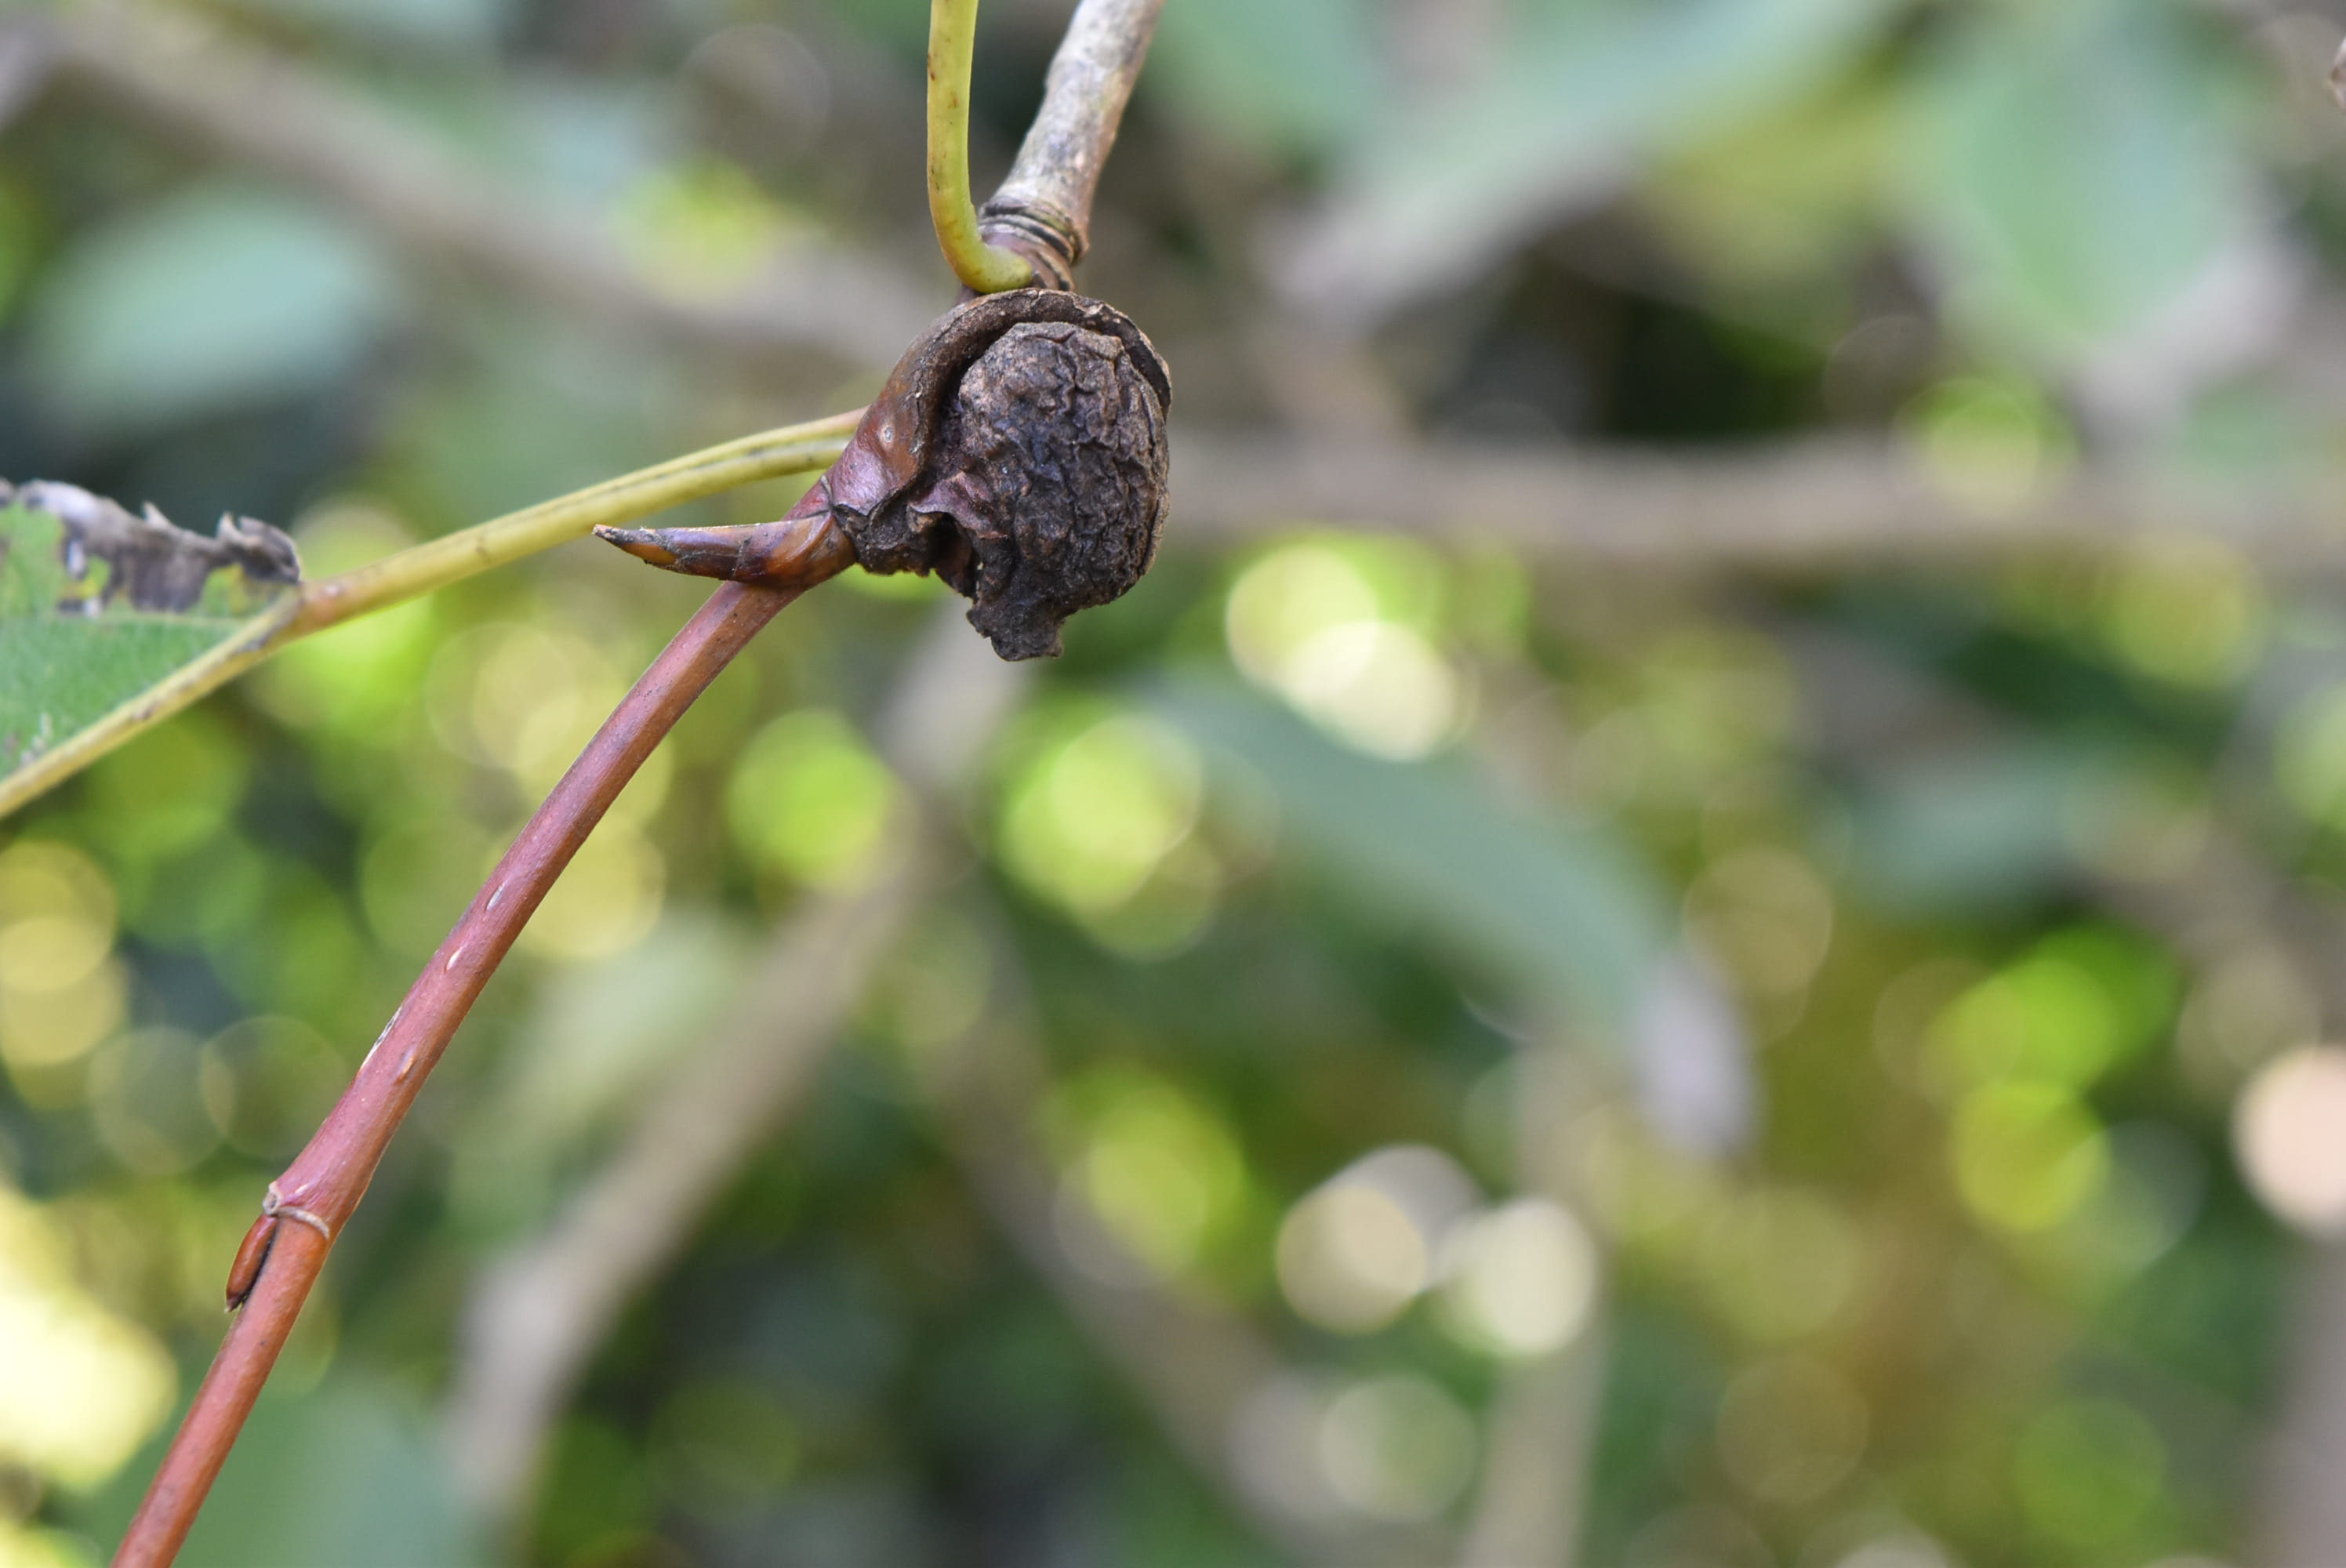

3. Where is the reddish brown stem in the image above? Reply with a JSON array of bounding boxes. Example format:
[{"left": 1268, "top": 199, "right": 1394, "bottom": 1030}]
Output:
[{"left": 113, "top": 572, "right": 819, "bottom": 1568}]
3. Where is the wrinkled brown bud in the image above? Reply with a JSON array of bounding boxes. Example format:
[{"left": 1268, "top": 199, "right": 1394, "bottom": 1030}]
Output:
[{"left": 598, "top": 289, "right": 1170, "bottom": 659}]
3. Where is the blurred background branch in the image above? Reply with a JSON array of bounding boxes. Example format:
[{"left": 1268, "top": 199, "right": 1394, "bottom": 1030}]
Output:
[
  {"left": 1168, "top": 434, "right": 2346, "bottom": 568},
  {"left": 1452, "top": 1042, "right": 1611, "bottom": 1568}
]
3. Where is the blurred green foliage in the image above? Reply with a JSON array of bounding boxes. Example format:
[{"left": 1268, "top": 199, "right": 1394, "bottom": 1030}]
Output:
[{"left": 4, "top": 0, "right": 2346, "bottom": 1565}]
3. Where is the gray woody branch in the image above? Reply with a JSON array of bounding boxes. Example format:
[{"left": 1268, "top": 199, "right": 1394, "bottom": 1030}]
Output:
[
  {"left": 1167, "top": 433, "right": 2346, "bottom": 569},
  {"left": 980, "top": 0, "right": 1167, "bottom": 287}
]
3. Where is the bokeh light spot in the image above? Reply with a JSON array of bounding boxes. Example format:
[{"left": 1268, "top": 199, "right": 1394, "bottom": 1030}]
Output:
[
  {"left": 1715, "top": 1354, "right": 1868, "bottom": 1504},
  {"left": 257, "top": 499, "right": 430, "bottom": 732},
  {"left": 1832, "top": 1537, "right": 1959, "bottom": 1568},
  {"left": 1048, "top": 1068, "right": 1246, "bottom": 1285},
  {"left": 727, "top": 709, "right": 901, "bottom": 891},
  {"left": 1226, "top": 539, "right": 1464, "bottom": 760},
  {"left": 0, "top": 842, "right": 123, "bottom": 1080},
  {"left": 1952, "top": 1082, "right": 2108, "bottom": 1234},
  {"left": 518, "top": 824, "right": 666, "bottom": 963},
  {"left": 1698, "top": 1186, "right": 1862, "bottom": 1341},
  {"left": 1925, "top": 927, "right": 2171, "bottom": 1098},
  {"left": 0, "top": 959, "right": 124, "bottom": 1081},
  {"left": 2177, "top": 947, "right": 2315, "bottom": 1097},
  {"left": 361, "top": 814, "right": 497, "bottom": 955},
  {"left": 2234, "top": 1046, "right": 2346, "bottom": 1236},
  {"left": 2097, "top": 534, "right": 2264, "bottom": 688},
  {"left": 1278, "top": 1145, "right": 1479, "bottom": 1334},
  {"left": 1317, "top": 1374, "right": 1476, "bottom": 1523},
  {"left": 1906, "top": 376, "right": 2069, "bottom": 515},
  {"left": 1683, "top": 845, "right": 1835, "bottom": 1000},
  {"left": 89, "top": 1028, "right": 220, "bottom": 1175},
  {"left": 613, "top": 160, "right": 797, "bottom": 301},
  {"left": 1437, "top": 1197, "right": 1599, "bottom": 1357},
  {"left": 1000, "top": 712, "right": 1205, "bottom": 930},
  {"left": 199, "top": 1015, "right": 347, "bottom": 1159},
  {"left": 82, "top": 712, "right": 248, "bottom": 861},
  {"left": 2275, "top": 681, "right": 2346, "bottom": 834},
  {"left": 1278, "top": 1184, "right": 1426, "bottom": 1334},
  {"left": 0, "top": 1185, "right": 176, "bottom": 1489},
  {"left": 2013, "top": 1398, "right": 2166, "bottom": 1549}
]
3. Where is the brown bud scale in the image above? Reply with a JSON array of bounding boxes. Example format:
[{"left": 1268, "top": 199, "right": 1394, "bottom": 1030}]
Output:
[
  {"left": 598, "top": 289, "right": 1170, "bottom": 660},
  {"left": 874, "top": 316, "right": 1167, "bottom": 658}
]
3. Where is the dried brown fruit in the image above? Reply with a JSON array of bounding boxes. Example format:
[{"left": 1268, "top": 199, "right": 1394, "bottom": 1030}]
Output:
[{"left": 599, "top": 288, "right": 1170, "bottom": 659}]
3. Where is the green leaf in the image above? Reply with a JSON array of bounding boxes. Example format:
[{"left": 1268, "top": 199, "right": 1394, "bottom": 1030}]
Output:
[
  {"left": 1151, "top": 0, "right": 1385, "bottom": 159},
  {"left": 0, "top": 481, "right": 300, "bottom": 781},
  {"left": 1284, "top": 0, "right": 1900, "bottom": 318},
  {"left": 1916, "top": 0, "right": 2250, "bottom": 353},
  {"left": 24, "top": 182, "right": 398, "bottom": 434},
  {"left": 1156, "top": 684, "right": 1672, "bottom": 1028},
  {"left": 1841, "top": 739, "right": 2136, "bottom": 915}
]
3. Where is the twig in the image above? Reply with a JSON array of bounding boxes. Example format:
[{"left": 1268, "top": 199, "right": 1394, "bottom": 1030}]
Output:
[
  {"left": 1164, "top": 431, "right": 2346, "bottom": 568},
  {"left": 2261, "top": 1243, "right": 2346, "bottom": 1563},
  {"left": 0, "top": 410, "right": 859, "bottom": 822},
  {"left": 444, "top": 604, "right": 1030, "bottom": 1519},
  {"left": 292, "top": 413, "right": 859, "bottom": 633},
  {"left": 1454, "top": 1045, "right": 1610, "bottom": 1568},
  {"left": 926, "top": 0, "right": 1034, "bottom": 292},
  {"left": 0, "top": 17, "right": 52, "bottom": 133},
  {"left": 978, "top": 0, "right": 1165, "bottom": 288},
  {"left": 1458, "top": 1323, "right": 1608, "bottom": 1568},
  {"left": 16, "top": 7, "right": 932, "bottom": 368},
  {"left": 113, "top": 542, "right": 848, "bottom": 1566}
]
